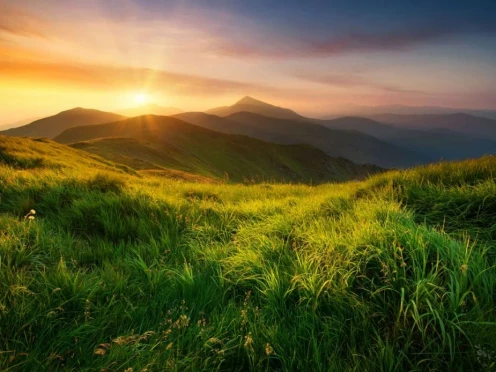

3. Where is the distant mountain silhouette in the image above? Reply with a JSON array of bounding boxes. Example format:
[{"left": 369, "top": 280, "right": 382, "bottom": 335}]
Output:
[
  {"left": 0, "top": 108, "right": 125, "bottom": 139},
  {"left": 0, "top": 116, "right": 44, "bottom": 131},
  {"left": 118, "top": 103, "right": 182, "bottom": 117},
  {"left": 55, "top": 115, "right": 382, "bottom": 182},
  {"left": 320, "top": 116, "right": 404, "bottom": 138},
  {"left": 383, "top": 130, "right": 496, "bottom": 161},
  {"left": 321, "top": 115, "right": 496, "bottom": 160},
  {"left": 204, "top": 98, "right": 495, "bottom": 162},
  {"left": 321, "top": 104, "right": 496, "bottom": 120},
  {"left": 371, "top": 113, "right": 496, "bottom": 140},
  {"left": 207, "top": 96, "right": 304, "bottom": 120},
  {"left": 175, "top": 112, "right": 430, "bottom": 168}
]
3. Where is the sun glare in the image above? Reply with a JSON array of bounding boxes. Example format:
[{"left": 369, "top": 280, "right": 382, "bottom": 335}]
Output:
[{"left": 134, "top": 93, "right": 148, "bottom": 105}]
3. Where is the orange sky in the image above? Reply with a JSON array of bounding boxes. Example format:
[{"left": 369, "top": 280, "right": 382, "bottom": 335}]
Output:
[{"left": 1, "top": 0, "right": 495, "bottom": 123}]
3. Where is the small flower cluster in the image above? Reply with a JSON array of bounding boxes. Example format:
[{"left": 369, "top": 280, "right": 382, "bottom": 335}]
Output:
[{"left": 24, "top": 209, "right": 36, "bottom": 221}]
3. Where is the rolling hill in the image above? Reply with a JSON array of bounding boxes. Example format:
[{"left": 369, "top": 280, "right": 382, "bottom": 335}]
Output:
[
  {"left": 0, "top": 108, "right": 125, "bottom": 139},
  {"left": 55, "top": 115, "right": 382, "bottom": 183},
  {"left": 118, "top": 103, "right": 182, "bottom": 117},
  {"left": 175, "top": 111, "right": 430, "bottom": 168},
  {"left": 207, "top": 96, "right": 305, "bottom": 120}
]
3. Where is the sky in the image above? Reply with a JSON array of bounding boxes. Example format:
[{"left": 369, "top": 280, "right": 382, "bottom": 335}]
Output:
[{"left": 1, "top": 0, "right": 496, "bottom": 122}]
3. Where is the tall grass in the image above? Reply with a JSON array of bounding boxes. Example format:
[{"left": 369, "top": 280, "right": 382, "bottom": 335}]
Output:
[{"left": 0, "top": 138, "right": 495, "bottom": 371}]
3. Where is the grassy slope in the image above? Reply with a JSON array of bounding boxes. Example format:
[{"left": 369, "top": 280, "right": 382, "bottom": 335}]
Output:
[
  {"left": 1, "top": 137, "right": 495, "bottom": 371},
  {"left": 56, "top": 115, "right": 382, "bottom": 183}
]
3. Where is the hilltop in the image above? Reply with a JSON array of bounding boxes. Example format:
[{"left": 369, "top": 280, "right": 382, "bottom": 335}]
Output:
[
  {"left": 0, "top": 108, "right": 125, "bottom": 139},
  {"left": 55, "top": 115, "right": 382, "bottom": 183},
  {"left": 207, "top": 96, "right": 305, "bottom": 120},
  {"left": 0, "top": 135, "right": 495, "bottom": 370}
]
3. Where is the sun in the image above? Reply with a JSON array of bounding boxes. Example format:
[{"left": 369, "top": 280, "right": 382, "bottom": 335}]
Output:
[{"left": 133, "top": 93, "right": 149, "bottom": 105}]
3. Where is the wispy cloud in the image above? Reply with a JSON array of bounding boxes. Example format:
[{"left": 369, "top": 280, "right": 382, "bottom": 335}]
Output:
[
  {"left": 0, "top": 58, "right": 277, "bottom": 95},
  {"left": 294, "top": 72, "right": 425, "bottom": 95},
  {"left": 0, "top": 5, "right": 48, "bottom": 38},
  {"left": 211, "top": 22, "right": 496, "bottom": 59}
]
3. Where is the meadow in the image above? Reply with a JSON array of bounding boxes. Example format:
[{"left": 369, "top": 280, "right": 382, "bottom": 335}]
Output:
[{"left": 0, "top": 136, "right": 495, "bottom": 371}]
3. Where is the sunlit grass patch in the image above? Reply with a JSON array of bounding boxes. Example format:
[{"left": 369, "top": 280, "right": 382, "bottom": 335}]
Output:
[{"left": 0, "top": 138, "right": 495, "bottom": 370}]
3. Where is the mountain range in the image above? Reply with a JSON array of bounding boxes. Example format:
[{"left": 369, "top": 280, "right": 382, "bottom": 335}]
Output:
[
  {"left": 321, "top": 103, "right": 496, "bottom": 120},
  {"left": 1, "top": 96, "right": 495, "bottom": 178},
  {"left": 319, "top": 115, "right": 496, "bottom": 161},
  {"left": 370, "top": 113, "right": 496, "bottom": 140},
  {"left": 175, "top": 112, "right": 429, "bottom": 168}
]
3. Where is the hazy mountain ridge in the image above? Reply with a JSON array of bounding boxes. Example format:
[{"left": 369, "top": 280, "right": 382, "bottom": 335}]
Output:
[
  {"left": 321, "top": 104, "right": 496, "bottom": 120},
  {"left": 202, "top": 97, "right": 496, "bottom": 162},
  {"left": 0, "top": 116, "right": 44, "bottom": 131},
  {"left": 371, "top": 113, "right": 496, "bottom": 139},
  {"left": 319, "top": 115, "right": 496, "bottom": 161},
  {"left": 0, "top": 108, "right": 125, "bottom": 139}
]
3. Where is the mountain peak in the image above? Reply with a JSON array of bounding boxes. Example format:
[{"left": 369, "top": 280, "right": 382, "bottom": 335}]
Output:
[
  {"left": 207, "top": 96, "right": 304, "bottom": 120},
  {"left": 235, "top": 96, "right": 269, "bottom": 106},
  {"left": 59, "top": 107, "right": 103, "bottom": 116}
]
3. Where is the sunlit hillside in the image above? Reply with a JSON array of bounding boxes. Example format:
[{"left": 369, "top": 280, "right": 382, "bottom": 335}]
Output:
[
  {"left": 53, "top": 115, "right": 383, "bottom": 183},
  {"left": 1, "top": 136, "right": 495, "bottom": 370}
]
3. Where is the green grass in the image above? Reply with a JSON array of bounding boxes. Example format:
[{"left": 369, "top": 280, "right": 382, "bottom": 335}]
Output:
[{"left": 0, "top": 136, "right": 495, "bottom": 371}]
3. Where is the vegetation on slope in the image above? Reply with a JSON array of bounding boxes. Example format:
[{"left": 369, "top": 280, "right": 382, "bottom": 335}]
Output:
[
  {"left": 0, "top": 137, "right": 495, "bottom": 371},
  {"left": 56, "top": 116, "right": 382, "bottom": 183}
]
